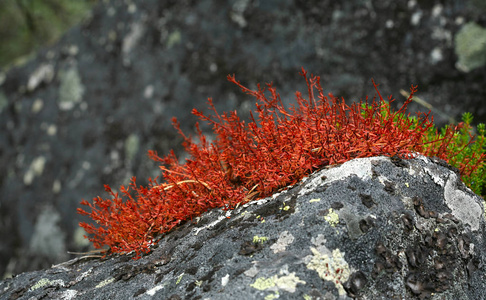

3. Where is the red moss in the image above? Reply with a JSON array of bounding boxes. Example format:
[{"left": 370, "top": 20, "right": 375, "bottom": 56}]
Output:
[{"left": 78, "top": 68, "right": 466, "bottom": 257}]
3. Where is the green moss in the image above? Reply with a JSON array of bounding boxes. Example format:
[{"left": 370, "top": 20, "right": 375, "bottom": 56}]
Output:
[
  {"left": 422, "top": 112, "right": 485, "bottom": 198},
  {"left": 362, "top": 101, "right": 486, "bottom": 199},
  {"left": 0, "top": 0, "right": 96, "bottom": 68},
  {"left": 253, "top": 235, "right": 268, "bottom": 244}
]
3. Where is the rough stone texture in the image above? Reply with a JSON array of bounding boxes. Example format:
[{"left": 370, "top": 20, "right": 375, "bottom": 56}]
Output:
[
  {"left": 0, "top": 156, "right": 485, "bottom": 299},
  {"left": 1, "top": 0, "right": 486, "bottom": 277}
]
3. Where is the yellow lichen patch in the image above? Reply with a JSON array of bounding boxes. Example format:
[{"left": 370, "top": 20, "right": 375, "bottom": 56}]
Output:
[
  {"left": 264, "top": 292, "right": 279, "bottom": 300},
  {"left": 324, "top": 208, "right": 339, "bottom": 227},
  {"left": 250, "top": 273, "right": 305, "bottom": 293},
  {"left": 29, "top": 278, "right": 64, "bottom": 292},
  {"left": 309, "top": 198, "right": 321, "bottom": 203},
  {"left": 306, "top": 247, "right": 351, "bottom": 296},
  {"left": 30, "top": 278, "right": 50, "bottom": 291},
  {"left": 251, "top": 276, "right": 276, "bottom": 290},
  {"left": 95, "top": 277, "right": 115, "bottom": 288},
  {"left": 280, "top": 202, "right": 291, "bottom": 211},
  {"left": 273, "top": 273, "right": 306, "bottom": 293}
]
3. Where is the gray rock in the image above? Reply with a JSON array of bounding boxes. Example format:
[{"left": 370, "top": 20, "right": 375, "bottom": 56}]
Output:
[
  {"left": 1, "top": 0, "right": 486, "bottom": 277},
  {"left": 1, "top": 155, "right": 484, "bottom": 299}
]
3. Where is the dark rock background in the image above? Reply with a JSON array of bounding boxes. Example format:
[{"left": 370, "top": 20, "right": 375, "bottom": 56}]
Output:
[{"left": 1, "top": 0, "right": 485, "bottom": 277}]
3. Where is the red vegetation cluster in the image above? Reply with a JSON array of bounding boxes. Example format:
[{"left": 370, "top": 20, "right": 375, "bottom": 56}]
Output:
[{"left": 78, "top": 69, "right": 468, "bottom": 257}]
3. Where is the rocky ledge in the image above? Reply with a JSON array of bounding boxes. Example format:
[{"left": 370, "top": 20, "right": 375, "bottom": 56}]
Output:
[{"left": 1, "top": 155, "right": 485, "bottom": 299}]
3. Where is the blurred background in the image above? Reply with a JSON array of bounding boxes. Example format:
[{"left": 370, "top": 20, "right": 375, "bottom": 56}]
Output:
[
  {"left": 0, "top": 0, "right": 97, "bottom": 68},
  {"left": 1, "top": 0, "right": 485, "bottom": 278}
]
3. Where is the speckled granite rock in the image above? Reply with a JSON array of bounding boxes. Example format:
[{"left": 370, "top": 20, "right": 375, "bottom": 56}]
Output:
[
  {"left": 1, "top": 0, "right": 486, "bottom": 277},
  {"left": 1, "top": 156, "right": 484, "bottom": 299}
]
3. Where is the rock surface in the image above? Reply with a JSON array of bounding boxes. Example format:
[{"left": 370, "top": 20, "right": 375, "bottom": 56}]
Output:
[
  {"left": 1, "top": 0, "right": 486, "bottom": 277},
  {"left": 1, "top": 155, "right": 485, "bottom": 299}
]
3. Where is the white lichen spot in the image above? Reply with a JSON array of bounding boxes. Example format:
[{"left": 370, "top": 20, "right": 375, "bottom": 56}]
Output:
[
  {"left": 300, "top": 157, "right": 380, "bottom": 196},
  {"left": 73, "top": 226, "right": 91, "bottom": 247},
  {"left": 58, "top": 67, "right": 84, "bottom": 110},
  {"left": 144, "top": 84, "right": 154, "bottom": 98},
  {"left": 27, "top": 64, "right": 54, "bottom": 92},
  {"left": 124, "top": 134, "right": 140, "bottom": 162},
  {"left": 230, "top": 0, "right": 250, "bottom": 28},
  {"left": 127, "top": 3, "right": 137, "bottom": 13},
  {"left": 95, "top": 277, "right": 115, "bottom": 288},
  {"left": 311, "top": 234, "right": 330, "bottom": 254},
  {"left": 244, "top": 265, "right": 259, "bottom": 277},
  {"left": 146, "top": 284, "right": 165, "bottom": 296},
  {"left": 58, "top": 289, "right": 78, "bottom": 300},
  {"left": 410, "top": 11, "right": 422, "bottom": 26},
  {"left": 209, "top": 62, "right": 218, "bottom": 73},
  {"left": 430, "top": 47, "right": 444, "bottom": 64},
  {"left": 107, "top": 6, "right": 116, "bottom": 17},
  {"left": 270, "top": 231, "right": 294, "bottom": 253},
  {"left": 30, "top": 205, "right": 67, "bottom": 259},
  {"left": 193, "top": 214, "right": 226, "bottom": 235},
  {"left": 221, "top": 274, "right": 230, "bottom": 287},
  {"left": 24, "top": 156, "right": 46, "bottom": 185},
  {"left": 306, "top": 247, "right": 351, "bottom": 296},
  {"left": 52, "top": 179, "right": 62, "bottom": 194},
  {"left": 47, "top": 124, "right": 57, "bottom": 136},
  {"left": 432, "top": 4, "right": 443, "bottom": 17},
  {"left": 31, "top": 98, "right": 44, "bottom": 113},
  {"left": 423, "top": 164, "right": 445, "bottom": 186},
  {"left": 122, "top": 22, "right": 145, "bottom": 65},
  {"left": 444, "top": 173, "right": 481, "bottom": 231},
  {"left": 324, "top": 208, "right": 339, "bottom": 227}
]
